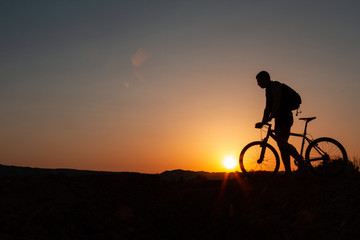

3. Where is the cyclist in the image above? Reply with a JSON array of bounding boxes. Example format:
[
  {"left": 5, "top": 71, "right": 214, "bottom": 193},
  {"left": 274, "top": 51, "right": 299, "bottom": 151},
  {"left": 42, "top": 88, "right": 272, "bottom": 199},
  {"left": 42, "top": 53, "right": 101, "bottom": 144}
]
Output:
[{"left": 255, "top": 71, "right": 305, "bottom": 175}]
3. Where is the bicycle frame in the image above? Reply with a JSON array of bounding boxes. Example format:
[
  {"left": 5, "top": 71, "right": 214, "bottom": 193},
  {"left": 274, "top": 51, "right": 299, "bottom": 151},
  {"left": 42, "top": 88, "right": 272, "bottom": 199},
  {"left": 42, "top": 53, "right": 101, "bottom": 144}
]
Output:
[
  {"left": 260, "top": 117, "right": 335, "bottom": 165},
  {"left": 260, "top": 121, "right": 313, "bottom": 159},
  {"left": 241, "top": 117, "right": 348, "bottom": 177}
]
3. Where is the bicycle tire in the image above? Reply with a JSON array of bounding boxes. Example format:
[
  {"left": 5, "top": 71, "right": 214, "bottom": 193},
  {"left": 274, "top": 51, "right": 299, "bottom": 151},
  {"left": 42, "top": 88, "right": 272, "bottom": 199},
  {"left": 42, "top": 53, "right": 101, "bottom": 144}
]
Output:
[
  {"left": 305, "top": 137, "right": 348, "bottom": 177},
  {"left": 239, "top": 141, "right": 280, "bottom": 179}
]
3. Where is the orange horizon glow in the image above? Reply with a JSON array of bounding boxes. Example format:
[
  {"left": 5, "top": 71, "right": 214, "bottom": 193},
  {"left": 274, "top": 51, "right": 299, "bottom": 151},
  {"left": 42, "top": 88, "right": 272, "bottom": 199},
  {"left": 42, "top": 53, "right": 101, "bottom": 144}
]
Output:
[{"left": 1, "top": 2, "right": 359, "bottom": 173}]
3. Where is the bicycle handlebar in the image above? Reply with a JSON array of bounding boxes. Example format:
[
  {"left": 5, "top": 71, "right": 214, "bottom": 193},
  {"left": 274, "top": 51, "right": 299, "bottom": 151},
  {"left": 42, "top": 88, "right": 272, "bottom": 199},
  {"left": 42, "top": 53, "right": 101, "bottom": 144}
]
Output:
[{"left": 255, "top": 122, "right": 271, "bottom": 129}]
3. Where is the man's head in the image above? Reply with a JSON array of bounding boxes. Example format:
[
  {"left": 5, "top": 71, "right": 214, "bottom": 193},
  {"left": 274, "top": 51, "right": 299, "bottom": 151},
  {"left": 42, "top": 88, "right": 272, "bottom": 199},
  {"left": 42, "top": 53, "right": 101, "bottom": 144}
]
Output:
[{"left": 256, "top": 71, "right": 271, "bottom": 88}]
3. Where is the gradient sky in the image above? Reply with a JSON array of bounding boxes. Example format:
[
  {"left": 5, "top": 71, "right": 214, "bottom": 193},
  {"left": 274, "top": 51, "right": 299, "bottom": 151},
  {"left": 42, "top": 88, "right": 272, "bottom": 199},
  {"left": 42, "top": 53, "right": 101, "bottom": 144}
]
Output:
[{"left": 1, "top": 0, "right": 360, "bottom": 173}]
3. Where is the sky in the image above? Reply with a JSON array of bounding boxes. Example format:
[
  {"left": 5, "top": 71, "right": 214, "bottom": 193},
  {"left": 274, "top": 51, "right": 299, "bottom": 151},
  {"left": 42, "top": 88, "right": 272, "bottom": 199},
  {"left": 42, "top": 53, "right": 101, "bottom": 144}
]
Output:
[{"left": 1, "top": 0, "right": 360, "bottom": 173}]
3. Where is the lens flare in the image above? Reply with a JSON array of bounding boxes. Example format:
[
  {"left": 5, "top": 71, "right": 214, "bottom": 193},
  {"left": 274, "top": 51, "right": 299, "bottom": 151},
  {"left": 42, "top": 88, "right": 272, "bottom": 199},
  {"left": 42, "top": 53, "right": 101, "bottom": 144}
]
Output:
[{"left": 131, "top": 47, "right": 151, "bottom": 67}]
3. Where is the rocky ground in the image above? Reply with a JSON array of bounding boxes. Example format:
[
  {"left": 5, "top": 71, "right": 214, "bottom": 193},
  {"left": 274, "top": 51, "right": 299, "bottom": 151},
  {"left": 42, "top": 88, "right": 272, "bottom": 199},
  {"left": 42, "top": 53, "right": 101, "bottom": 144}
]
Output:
[{"left": 0, "top": 165, "right": 359, "bottom": 240}]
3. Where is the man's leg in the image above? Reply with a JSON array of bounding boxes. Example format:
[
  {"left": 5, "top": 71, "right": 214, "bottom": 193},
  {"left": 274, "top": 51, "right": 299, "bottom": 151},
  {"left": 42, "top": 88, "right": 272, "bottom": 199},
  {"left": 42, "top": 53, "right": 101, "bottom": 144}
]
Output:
[
  {"left": 275, "top": 112, "right": 294, "bottom": 174},
  {"left": 276, "top": 133, "right": 292, "bottom": 174}
]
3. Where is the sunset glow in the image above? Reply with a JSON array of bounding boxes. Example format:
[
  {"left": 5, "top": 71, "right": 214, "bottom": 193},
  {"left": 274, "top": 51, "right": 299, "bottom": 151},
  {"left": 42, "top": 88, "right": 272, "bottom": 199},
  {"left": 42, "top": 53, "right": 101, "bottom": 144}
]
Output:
[{"left": 222, "top": 155, "right": 238, "bottom": 171}]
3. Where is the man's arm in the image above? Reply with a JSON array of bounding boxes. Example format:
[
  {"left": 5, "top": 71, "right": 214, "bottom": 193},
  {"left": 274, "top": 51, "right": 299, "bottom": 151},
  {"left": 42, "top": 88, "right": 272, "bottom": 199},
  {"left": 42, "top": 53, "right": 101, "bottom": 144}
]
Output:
[
  {"left": 269, "top": 81, "right": 282, "bottom": 119},
  {"left": 262, "top": 105, "right": 271, "bottom": 123},
  {"left": 261, "top": 81, "right": 282, "bottom": 123},
  {"left": 257, "top": 104, "right": 271, "bottom": 128}
]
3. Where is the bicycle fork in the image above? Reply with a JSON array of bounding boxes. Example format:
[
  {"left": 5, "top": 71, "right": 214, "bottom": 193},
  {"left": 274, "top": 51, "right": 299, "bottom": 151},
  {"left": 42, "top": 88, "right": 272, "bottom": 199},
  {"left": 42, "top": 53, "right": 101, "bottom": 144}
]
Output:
[
  {"left": 258, "top": 141, "right": 267, "bottom": 164},
  {"left": 258, "top": 128, "right": 271, "bottom": 164}
]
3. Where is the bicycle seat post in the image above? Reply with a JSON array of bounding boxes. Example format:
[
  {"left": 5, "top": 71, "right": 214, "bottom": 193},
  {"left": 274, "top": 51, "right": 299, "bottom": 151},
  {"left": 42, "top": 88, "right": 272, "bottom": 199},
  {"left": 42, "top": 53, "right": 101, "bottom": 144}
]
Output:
[
  {"left": 303, "top": 121, "right": 309, "bottom": 137},
  {"left": 299, "top": 117, "right": 316, "bottom": 156},
  {"left": 299, "top": 117, "right": 316, "bottom": 136}
]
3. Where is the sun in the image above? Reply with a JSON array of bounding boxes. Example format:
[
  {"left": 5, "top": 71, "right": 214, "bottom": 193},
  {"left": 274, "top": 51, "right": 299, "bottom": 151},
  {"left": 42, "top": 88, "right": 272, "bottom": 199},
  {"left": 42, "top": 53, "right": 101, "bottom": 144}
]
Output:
[{"left": 222, "top": 155, "right": 238, "bottom": 171}]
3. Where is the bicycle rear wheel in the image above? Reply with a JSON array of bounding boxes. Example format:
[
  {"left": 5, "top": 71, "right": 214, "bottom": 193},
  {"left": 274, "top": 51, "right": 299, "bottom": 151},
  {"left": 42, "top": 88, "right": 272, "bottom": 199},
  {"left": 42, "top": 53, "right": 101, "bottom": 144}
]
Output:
[
  {"left": 305, "top": 137, "right": 348, "bottom": 177},
  {"left": 239, "top": 141, "right": 280, "bottom": 180}
]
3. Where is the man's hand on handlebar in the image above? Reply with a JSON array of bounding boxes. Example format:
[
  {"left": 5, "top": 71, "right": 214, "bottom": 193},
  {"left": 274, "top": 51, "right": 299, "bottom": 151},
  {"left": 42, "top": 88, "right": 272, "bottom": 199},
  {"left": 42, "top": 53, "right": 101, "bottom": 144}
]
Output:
[{"left": 255, "top": 122, "right": 264, "bottom": 129}]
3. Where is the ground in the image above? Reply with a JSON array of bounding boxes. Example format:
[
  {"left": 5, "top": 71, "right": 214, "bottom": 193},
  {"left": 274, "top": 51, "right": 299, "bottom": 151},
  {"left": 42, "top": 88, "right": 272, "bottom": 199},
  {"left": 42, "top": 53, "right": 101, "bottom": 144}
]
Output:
[{"left": 0, "top": 165, "right": 359, "bottom": 239}]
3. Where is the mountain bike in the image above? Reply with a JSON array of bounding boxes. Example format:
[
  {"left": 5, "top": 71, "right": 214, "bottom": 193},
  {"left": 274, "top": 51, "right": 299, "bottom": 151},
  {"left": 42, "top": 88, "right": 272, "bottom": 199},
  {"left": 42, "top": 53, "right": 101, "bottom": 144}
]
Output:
[{"left": 239, "top": 117, "right": 348, "bottom": 179}]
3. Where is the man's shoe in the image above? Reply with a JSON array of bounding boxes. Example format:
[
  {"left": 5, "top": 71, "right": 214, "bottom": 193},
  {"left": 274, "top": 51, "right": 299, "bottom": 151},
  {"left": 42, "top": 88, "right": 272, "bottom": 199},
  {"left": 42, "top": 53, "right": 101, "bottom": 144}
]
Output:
[{"left": 295, "top": 162, "right": 309, "bottom": 174}]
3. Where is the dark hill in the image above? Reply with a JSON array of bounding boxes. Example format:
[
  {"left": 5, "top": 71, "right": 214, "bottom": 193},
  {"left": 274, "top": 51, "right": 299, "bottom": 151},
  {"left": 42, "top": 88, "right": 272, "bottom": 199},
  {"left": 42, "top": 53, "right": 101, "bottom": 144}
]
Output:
[
  {"left": 0, "top": 165, "right": 359, "bottom": 239},
  {"left": 0, "top": 164, "right": 109, "bottom": 177}
]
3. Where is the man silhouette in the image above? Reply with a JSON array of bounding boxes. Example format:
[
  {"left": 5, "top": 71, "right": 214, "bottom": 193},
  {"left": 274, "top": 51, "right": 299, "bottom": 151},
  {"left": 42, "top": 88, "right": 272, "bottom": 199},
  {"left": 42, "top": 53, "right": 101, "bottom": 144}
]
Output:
[{"left": 255, "top": 71, "right": 305, "bottom": 175}]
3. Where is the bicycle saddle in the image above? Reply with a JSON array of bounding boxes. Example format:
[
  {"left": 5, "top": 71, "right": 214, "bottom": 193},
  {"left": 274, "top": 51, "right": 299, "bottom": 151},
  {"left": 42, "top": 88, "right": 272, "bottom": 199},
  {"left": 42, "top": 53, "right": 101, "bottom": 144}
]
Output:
[{"left": 299, "top": 117, "right": 316, "bottom": 122}]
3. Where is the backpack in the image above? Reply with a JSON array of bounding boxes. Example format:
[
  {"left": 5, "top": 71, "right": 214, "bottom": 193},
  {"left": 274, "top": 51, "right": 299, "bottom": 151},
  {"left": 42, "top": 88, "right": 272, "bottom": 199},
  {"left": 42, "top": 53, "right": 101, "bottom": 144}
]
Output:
[{"left": 281, "top": 83, "right": 302, "bottom": 111}]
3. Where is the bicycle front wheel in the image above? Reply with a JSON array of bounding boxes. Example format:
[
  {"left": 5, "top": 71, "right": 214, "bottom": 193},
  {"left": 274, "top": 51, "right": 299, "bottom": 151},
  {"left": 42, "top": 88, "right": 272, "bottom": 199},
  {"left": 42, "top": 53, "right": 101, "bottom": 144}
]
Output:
[
  {"left": 239, "top": 141, "right": 280, "bottom": 179},
  {"left": 305, "top": 137, "right": 348, "bottom": 177}
]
